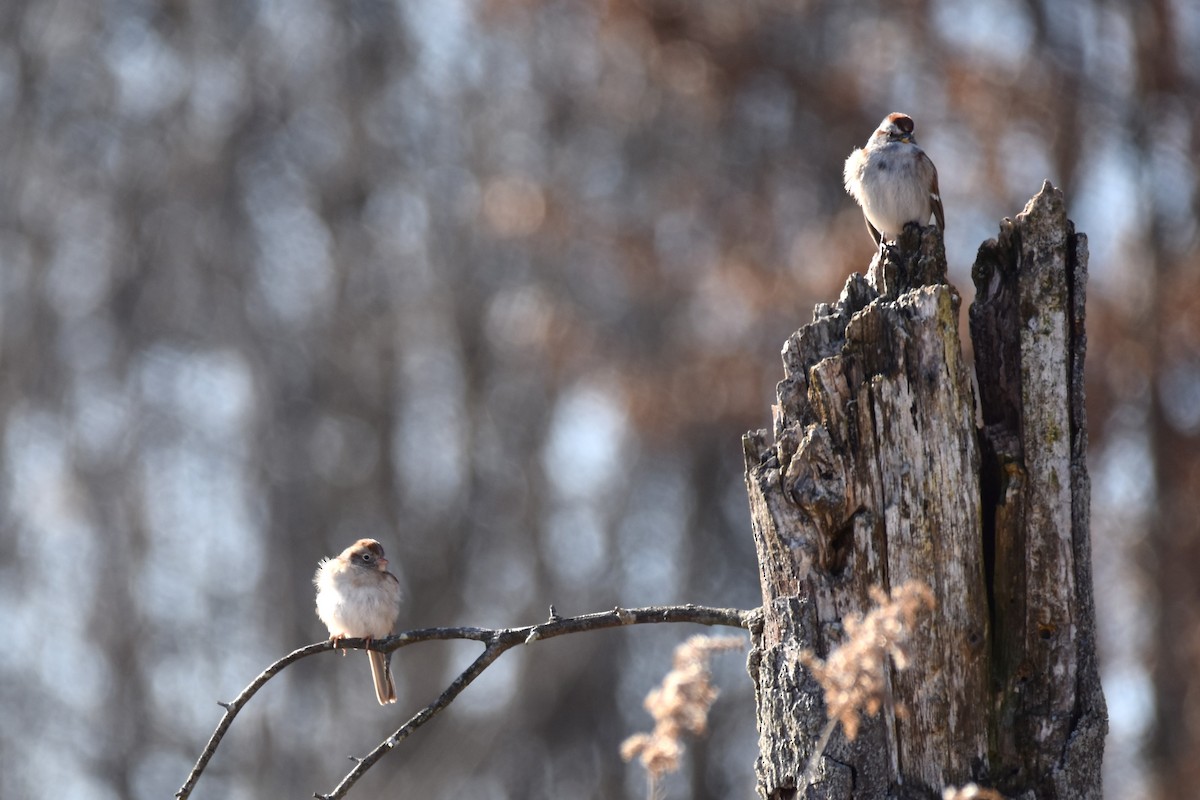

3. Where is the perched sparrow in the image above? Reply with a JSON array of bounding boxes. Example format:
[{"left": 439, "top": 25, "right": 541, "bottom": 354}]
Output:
[
  {"left": 314, "top": 538, "right": 402, "bottom": 705},
  {"left": 843, "top": 112, "right": 945, "bottom": 246}
]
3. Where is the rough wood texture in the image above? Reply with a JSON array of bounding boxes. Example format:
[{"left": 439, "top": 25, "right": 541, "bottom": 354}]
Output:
[
  {"left": 744, "top": 223, "right": 990, "bottom": 797},
  {"left": 970, "top": 182, "right": 1107, "bottom": 798},
  {"left": 744, "top": 183, "right": 1105, "bottom": 799}
]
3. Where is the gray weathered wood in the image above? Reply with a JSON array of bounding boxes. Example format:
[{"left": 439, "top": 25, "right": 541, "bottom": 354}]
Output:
[
  {"left": 744, "top": 223, "right": 990, "bottom": 797},
  {"left": 970, "top": 182, "right": 1107, "bottom": 798},
  {"left": 744, "top": 183, "right": 1105, "bottom": 798}
]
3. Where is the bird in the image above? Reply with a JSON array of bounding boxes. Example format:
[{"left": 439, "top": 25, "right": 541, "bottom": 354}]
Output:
[
  {"left": 314, "top": 538, "right": 402, "bottom": 705},
  {"left": 843, "top": 112, "right": 944, "bottom": 246}
]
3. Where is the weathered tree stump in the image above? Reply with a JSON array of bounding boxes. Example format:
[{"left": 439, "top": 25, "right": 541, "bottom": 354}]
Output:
[{"left": 744, "top": 182, "right": 1106, "bottom": 799}]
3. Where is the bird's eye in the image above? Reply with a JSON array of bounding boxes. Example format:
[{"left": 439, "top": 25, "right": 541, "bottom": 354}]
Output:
[{"left": 361, "top": 553, "right": 372, "bottom": 562}]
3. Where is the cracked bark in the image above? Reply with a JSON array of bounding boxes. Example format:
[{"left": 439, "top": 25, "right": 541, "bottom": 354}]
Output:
[{"left": 744, "top": 182, "right": 1106, "bottom": 799}]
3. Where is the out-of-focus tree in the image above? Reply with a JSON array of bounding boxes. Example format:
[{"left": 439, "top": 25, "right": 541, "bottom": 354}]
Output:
[
  {"left": 0, "top": 1, "right": 1195, "bottom": 798},
  {"left": 1127, "top": 3, "right": 1200, "bottom": 799}
]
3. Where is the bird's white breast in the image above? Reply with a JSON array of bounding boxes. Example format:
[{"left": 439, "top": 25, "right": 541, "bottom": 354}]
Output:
[
  {"left": 314, "top": 560, "right": 400, "bottom": 638},
  {"left": 847, "top": 142, "right": 933, "bottom": 239}
]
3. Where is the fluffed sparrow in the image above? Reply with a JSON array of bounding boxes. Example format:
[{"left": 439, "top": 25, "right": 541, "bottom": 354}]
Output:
[
  {"left": 843, "top": 112, "right": 945, "bottom": 246},
  {"left": 314, "top": 538, "right": 402, "bottom": 705}
]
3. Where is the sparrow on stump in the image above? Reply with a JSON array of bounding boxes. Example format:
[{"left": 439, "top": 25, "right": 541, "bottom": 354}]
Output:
[{"left": 843, "top": 112, "right": 944, "bottom": 246}]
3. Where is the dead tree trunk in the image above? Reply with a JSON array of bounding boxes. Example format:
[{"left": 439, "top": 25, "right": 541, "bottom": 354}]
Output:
[{"left": 743, "top": 182, "right": 1106, "bottom": 799}]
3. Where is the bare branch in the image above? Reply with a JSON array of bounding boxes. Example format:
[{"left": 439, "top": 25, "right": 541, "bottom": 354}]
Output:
[
  {"left": 316, "top": 641, "right": 504, "bottom": 800},
  {"left": 174, "top": 640, "right": 329, "bottom": 799},
  {"left": 176, "top": 604, "right": 756, "bottom": 800}
]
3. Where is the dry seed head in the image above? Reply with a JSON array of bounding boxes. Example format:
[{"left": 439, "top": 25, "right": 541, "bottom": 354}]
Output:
[
  {"left": 799, "top": 580, "right": 935, "bottom": 741},
  {"left": 620, "top": 635, "right": 745, "bottom": 783}
]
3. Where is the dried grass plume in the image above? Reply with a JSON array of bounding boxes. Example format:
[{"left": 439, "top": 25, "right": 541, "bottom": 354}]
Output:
[
  {"left": 796, "top": 580, "right": 936, "bottom": 789},
  {"left": 620, "top": 635, "right": 746, "bottom": 797},
  {"left": 800, "top": 580, "right": 936, "bottom": 741}
]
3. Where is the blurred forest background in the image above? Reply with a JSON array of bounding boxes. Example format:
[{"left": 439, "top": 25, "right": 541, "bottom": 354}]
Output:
[{"left": 0, "top": 1, "right": 1197, "bottom": 798}]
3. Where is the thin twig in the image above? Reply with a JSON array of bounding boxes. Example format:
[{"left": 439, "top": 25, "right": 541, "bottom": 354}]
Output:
[
  {"left": 174, "top": 640, "right": 330, "bottom": 799},
  {"left": 176, "top": 604, "right": 756, "bottom": 800},
  {"left": 315, "top": 640, "right": 504, "bottom": 799},
  {"left": 799, "top": 716, "right": 839, "bottom": 789}
]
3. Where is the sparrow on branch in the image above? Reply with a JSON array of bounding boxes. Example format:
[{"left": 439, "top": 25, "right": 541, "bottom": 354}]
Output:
[{"left": 314, "top": 538, "right": 402, "bottom": 705}]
